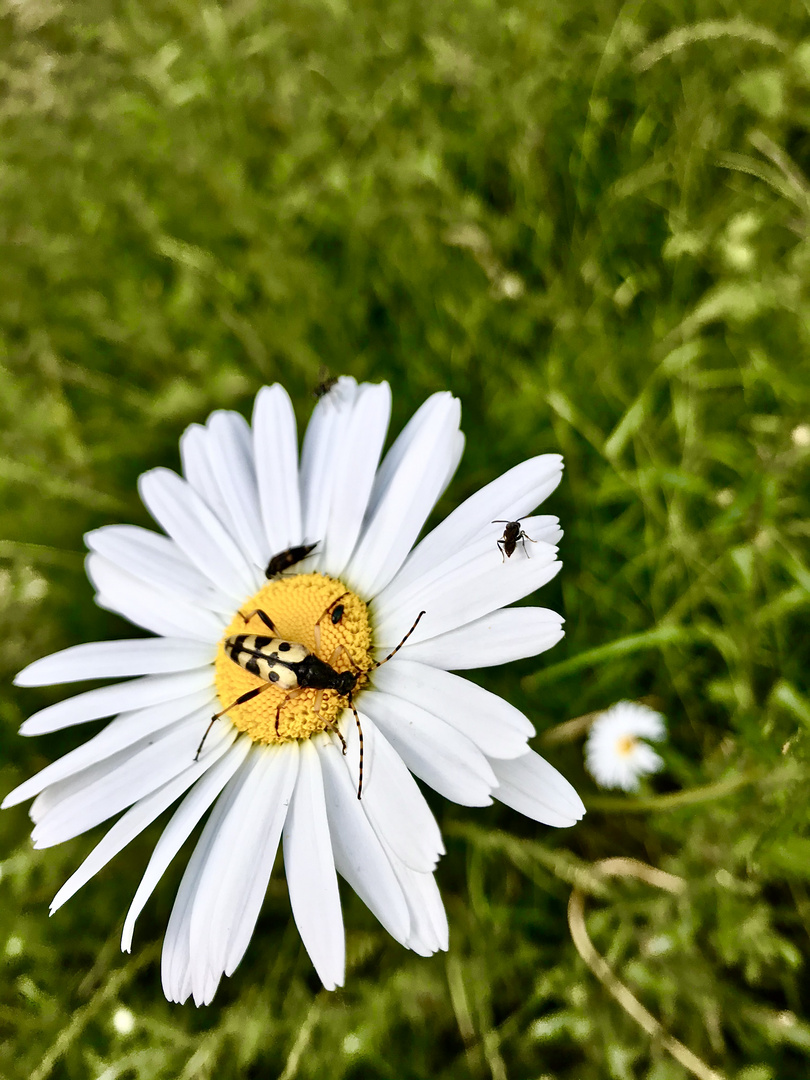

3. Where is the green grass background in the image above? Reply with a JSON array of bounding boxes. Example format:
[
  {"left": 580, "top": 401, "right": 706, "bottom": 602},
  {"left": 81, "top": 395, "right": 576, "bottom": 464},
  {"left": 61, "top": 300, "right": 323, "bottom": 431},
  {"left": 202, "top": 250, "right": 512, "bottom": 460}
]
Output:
[{"left": 1, "top": 0, "right": 809, "bottom": 1077}]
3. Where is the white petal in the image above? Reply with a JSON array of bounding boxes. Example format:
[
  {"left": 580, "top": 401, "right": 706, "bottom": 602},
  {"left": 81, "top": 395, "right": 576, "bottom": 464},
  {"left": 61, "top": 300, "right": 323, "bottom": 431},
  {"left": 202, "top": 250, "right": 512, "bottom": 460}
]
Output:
[
  {"left": 31, "top": 709, "right": 220, "bottom": 847},
  {"left": 632, "top": 743, "right": 664, "bottom": 774},
  {"left": 87, "top": 554, "right": 227, "bottom": 641},
  {"left": 423, "top": 425, "right": 465, "bottom": 564},
  {"left": 4, "top": 688, "right": 215, "bottom": 808},
  {"left": 283, "top": 741, "right": 345, "bottom": 990},
  {"left": 374, "top": 525, "right": 561, "bottom": 648},
  {"left": 252, "top": 385, "right": 303, "bottom": 555},
  {"left": 491, "top": 750, "right": 585, "bottom": 826},
  {"left": 316, "top": 733, "right": 411, "bottom": 945},
  {"left": 380, "top": 841, "right": 448, "bottom": 956},
  {"left": 122, "top": 736, "right": 251, "bottom": 952},
  {"left": 439, "top": 431, "right": 466, "bottom": 508},
  {"left": 20, "top": 668, "right": 214, "bottom": 736},
  {"left": 162, "top": 768, "right": 245, "bottom": 1003},
  {"left": 50, "top": 725, "right": 237, "bottom": 913},
  {"left": 346, "top": 393, "right": 462, "bottom": 597},
  {"left": 342, "top": 712, "right": 444, "bottom": 872},
  {"left": 586, "top": 701, "right": 666, "bottom": 746},
  {"left": 205, "top": 411, "right": 269, "bottom": 571},
  {"left": 180, "top": 424, "right": 238, "bottom": 540},
  {"left": 86, "top": 525, "right": 234, "bottom": 614},
  {"left": 319, "top": 382, "right": 392, "bottom": 579},
  {"left": 391, "top": 454, "right": 564, "bottom": 595},
  {"left": 181, "top": 754, "right": 265, "bottom": 984},
  {"left": 372, "top": 659, "right": 533, "bottom": 758},
  {"left": 299, "top": 377, "right": 358, "bottom": 554},
  {"left": 399, "top": 607, "right": 564, "bottom": 670},
  {"left": 219, "top": 745, "right": 300, "bottom": 980},
  {"left": 188, "top": 743, "right": 299, "bottom": 989},
  {"left": 30, "top": 747, "right": 136, "bottom": 824},
  {"left": 411, "top": 868, "right": 449, "bottom": 953},
  {"left": 15, "top": 638, "right": 216, "bottom": 687},
  {"left": 138, "top": 468, "right": 256, "bottom": 599},
  {"left": 328, "top": 717, "right": 446, "bottom": 951},
  {"left": 360, "top": 690, "right": 496, "bottom": 807},
  {"left": 363, "top": 392, "right": 450, "bottom": 522}
]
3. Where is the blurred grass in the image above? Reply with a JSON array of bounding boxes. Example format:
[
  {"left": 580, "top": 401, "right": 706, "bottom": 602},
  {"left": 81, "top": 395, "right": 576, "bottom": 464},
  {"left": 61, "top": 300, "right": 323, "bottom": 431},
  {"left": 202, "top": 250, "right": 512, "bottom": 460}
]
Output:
[{"left": 0, "top": 0, "right": 809, "bottom": 1077}]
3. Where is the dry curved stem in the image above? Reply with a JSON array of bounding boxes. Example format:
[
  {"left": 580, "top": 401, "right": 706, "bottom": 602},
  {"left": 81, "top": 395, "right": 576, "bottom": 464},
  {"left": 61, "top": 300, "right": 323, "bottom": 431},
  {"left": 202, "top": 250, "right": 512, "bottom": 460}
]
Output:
[
  {"left": 632, "top": 18, "right": 788, "bottom": 72},
  {"left": 568, "top": 858, "right": 725, "bottom": 1080},
  {"left": 593, "top": 856, "right": 687, "bottom": 894}
]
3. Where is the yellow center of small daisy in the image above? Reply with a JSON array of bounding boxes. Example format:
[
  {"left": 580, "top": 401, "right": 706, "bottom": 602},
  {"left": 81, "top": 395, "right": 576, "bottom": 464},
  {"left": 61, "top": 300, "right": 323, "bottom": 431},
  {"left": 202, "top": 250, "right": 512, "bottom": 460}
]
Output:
[
  {"left": 616, "top": 735, "right": 637, "bottom": 757},
  {"left": 214, "top": 573, "right": 373, "bottom": 743}
]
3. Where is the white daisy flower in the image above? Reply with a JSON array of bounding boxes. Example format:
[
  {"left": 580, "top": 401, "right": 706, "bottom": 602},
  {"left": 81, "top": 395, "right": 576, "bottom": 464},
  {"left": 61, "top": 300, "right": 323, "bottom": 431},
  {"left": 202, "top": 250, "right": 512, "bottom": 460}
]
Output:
[
  {"left": 4, "top": 379, "right": 584, "bottom": 1005},
  {"left": 584, "top": 701, "right": 666, "bottom": 791}
]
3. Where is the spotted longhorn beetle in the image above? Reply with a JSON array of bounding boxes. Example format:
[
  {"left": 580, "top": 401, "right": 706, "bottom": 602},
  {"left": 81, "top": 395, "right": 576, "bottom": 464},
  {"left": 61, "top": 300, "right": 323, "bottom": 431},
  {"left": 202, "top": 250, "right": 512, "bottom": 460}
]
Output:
[{"left": 199, "top": 595, "right": 425, "bottom": 799}]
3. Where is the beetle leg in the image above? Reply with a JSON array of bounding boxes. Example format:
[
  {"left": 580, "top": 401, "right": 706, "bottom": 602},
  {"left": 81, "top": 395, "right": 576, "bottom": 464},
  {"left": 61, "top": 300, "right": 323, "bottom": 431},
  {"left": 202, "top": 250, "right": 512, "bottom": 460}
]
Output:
[
  {"left": 275, "top": 686, "right": 306, "bottom": 736},
  {"left": 197, "top": 681, "right": 277, "bottom": 759},
  {"left": 324, "top": 719, "right": 347, "bottom": 755},
  {"left": 239, "top": 608, "right": 277, "bottom": 633},
  {"left": 327, "top": 643, "right": 360, "bottom": 671}
]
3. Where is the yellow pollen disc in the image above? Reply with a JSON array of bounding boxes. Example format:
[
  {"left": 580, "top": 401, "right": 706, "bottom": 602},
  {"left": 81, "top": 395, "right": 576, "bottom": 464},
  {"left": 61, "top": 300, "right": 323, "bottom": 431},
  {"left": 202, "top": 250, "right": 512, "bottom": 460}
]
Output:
[
  {"left": 214, "top": 573, "right": 373, "bottom": 744},
  {"left": 616, "top": 735, "right": 637, "bottom": 757}
]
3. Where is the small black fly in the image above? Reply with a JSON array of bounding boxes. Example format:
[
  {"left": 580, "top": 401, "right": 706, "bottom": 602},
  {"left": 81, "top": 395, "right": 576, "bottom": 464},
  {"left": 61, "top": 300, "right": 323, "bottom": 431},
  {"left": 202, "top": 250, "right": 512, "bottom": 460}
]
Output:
[
  {"left": 493, "top": 518, "right": 536, "bottom": 561},
  {"left": 312, "top": 367, "right": 338, "bottom": 400},
  {"left": 265, "top": 542, "right": 318, "bottom": 579}
]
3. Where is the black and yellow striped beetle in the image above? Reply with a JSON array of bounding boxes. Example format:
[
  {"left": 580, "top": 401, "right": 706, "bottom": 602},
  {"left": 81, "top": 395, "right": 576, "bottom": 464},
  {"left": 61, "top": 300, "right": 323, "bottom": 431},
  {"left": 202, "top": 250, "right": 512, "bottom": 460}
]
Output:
[{"left": 199, "top": 597, "right": 425, "bottom": 799}]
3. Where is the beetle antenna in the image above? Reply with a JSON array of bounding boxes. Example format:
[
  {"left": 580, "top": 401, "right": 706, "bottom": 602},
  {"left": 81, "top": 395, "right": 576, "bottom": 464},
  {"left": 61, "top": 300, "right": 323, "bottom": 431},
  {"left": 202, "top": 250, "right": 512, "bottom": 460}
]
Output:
[
  {"left": 372, "top": 610, "right": 426, "bottom": 669},
  {"left": 347, "top": 692, "right": 364, "bottom": 799},
  {"left": 195, "top": 717, "right": 217, "bottom": 760}
]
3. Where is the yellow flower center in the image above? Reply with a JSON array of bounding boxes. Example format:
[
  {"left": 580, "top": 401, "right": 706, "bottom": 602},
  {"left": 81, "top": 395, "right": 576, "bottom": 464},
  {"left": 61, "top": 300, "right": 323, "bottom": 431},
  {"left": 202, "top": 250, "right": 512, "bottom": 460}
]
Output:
[
  {"left": 214, "top": 573, "right": 373, "bottom": 743},
  {"left": 616, "top": 735, "right": 637, "bottom": 757}
]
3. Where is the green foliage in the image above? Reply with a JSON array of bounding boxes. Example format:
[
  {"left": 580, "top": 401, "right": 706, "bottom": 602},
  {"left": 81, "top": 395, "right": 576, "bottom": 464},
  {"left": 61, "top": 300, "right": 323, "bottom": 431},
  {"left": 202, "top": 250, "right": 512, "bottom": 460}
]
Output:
[{"left": 0, "top": 0, "right": 809, "bottom": 1076}]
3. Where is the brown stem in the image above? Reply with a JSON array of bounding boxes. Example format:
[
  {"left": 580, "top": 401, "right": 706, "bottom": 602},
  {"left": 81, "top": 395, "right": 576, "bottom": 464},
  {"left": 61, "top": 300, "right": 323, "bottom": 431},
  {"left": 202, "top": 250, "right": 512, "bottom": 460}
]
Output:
[{"left": 568, "top": 858, "right": 725, "bottom": 1080}]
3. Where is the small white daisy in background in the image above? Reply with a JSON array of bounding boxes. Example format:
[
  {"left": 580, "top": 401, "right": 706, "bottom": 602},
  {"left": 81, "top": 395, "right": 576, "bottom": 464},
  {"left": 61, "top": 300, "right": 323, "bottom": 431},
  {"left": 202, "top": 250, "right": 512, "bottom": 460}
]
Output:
[
  {"left": 4, "top": 378, "right": 585, "bottom": 1006},
  {"left": 112, "top": 1006, "right": 136, "bottom": 1036},
  {"left": 584, "top": 701, "right": 666, "bottom": 792}
]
